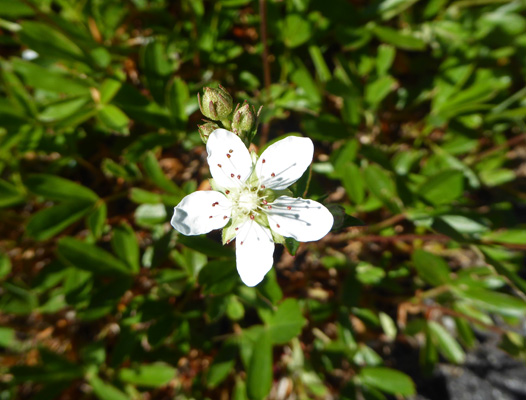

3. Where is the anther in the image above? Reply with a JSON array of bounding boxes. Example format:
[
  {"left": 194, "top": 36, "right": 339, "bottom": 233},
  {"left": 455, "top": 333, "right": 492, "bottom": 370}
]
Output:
[
  {"left": 287, "top": 206, "right": 291, "bottom": 210},
  {"left": 218, "top": 164, "right": 222, "bottom": 168},
  {"left": 225, "top": 190, "right": 230, "bottom": 194},
  {"left": 277, "top": 224, "right": 280, "bottom": 228},
  {"left": 235, "top": 227, "right": 239, "bottom": 231},
  {"left": 237, "top": 175, "right": 241, "bottom": 179},
  {"left": 229, "top": 149, "right": 233, "bottom": 153},
  {"left": 209, "top": 216, "right": 213, "bottom": 218},
  {"left": 226, "top": 154, "right": 231, "bottom": 158},
  {"left": 262, "top": 200, "right": 267, "bottom": 205},
  {"left": 262, "top": 159, "right": 266, "bottom": 163},
  {"left": 223, "top": 215, "right": 228, "bottom": 219},
  {"left": 271, "top": 172, "right": 275, "bottom": 177},
  {"left": 231, "top": 173, "right": 234, "bottom": 177},
  {"left": 250, "top": 215, "right": 255, "bottom": 220},
  {"left": 261, "top": 185, "right": 265, "bottom": 189},
  {"left": 240, "top": 241, "right": 244, "bottom": 245},
  {"left": 268, "top": 205, "right": 272, "bottom": 209}
]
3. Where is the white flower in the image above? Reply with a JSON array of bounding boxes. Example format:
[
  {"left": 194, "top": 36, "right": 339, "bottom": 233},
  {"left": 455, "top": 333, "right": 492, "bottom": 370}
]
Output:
[{"left": 171, "top": 129, "right": 334, "bottom": 287}]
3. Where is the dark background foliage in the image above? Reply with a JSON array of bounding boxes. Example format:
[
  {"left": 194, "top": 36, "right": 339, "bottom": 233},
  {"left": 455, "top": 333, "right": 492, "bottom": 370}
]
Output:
[{"left": 1, "top": 0, "right": 526, "bottom": 399}]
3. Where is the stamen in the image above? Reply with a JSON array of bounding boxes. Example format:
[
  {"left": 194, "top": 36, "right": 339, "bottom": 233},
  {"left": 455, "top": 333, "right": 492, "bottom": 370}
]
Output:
[
  {"left": 229, "top": 149, "right": 233, "bottom": 153},
  {"left": 261, "top": 185, "right": 265, "bottom": 189},
  {"left": 268, "top": 205, "right": 272, "bottom": 209},
  {"left": 231, "top": 173, "right": 234, "bottom": 177},
  {"left": 226, "top": 190, "right": 230, "bottom": 194},
  {"left": 262, "top": 200, "right": 267, "bottom": 205},
  {"left": 235, "top": 227, "right": 239, "bottom": 231},
  {"left": 240, "top": 241, "right": 244, "bottom": 245},
  {"left": 218, "top": 164, "right": 222, "bottom": 168},
  {"left": 237, "top": 175, "right": 241, "bottom": 179},
  {"left": 277, "top": 224, "right": 280, "bottom": 228},
  {"left": 271, "top": 172, "right": 275, "bottom": 177},
  {"left": 287, "top": 206, "right": 292, "bottom": 210},
  {"left": 250, "top": 215, "right": 254, "bottom": 220},
  {"left": 223, "top": 215, "right": 228, "bottom": 219},
  {"left": 262, "top": 159, "right": 266, "bottom": 163},
  {"left": 226, "top": 154, "right": 231, "bottom": 158},
  {"left": 209, "top": 216, "right": 213, "bottom": 218}
]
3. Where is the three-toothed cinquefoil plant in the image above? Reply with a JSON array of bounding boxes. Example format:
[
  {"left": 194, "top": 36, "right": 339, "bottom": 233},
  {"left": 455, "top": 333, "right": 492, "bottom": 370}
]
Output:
[{"left": 171, "top": 86, "right": 333, "bottom": 286}]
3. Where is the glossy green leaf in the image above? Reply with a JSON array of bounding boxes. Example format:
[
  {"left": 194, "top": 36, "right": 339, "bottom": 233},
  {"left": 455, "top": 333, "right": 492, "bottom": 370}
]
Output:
[
  {"left": 267, "top": 298, "right": 306, "bottom": 344},
  {"left": 26, "top": 201, "right": 93, "bottom": 241},
  {"left": 412, "top": 250, "right": 451, "bottom": 286},
  {"left": 360, "top": 367, "right": 415, "bottom": 396},
  {"left": 25, "top": 174, "right": 98, "bottom": 202},
  {"left": 372, "top": 25, "right": 426, "bottom": 51},
  {"left": 111, "top": 222, "right": 140, "bottom": 273},
  {"left": 247, "top": 329, "right": 273, "bottom": 400},
  {"left": 89, "top": 375, "right": 129, "bottom": 400},
  {"left": 118, "top": 363, "right": 176, "bottom": 387},
  {"left": 0, "top": 178, "right": 24, "bottom": 207},
  {"left": 57, "top": 237, "right": 132, "bottom": 276},
  {"left": 428, "top": 321, "right": 465, "bottom": 364},
  {"left": 283, "top": 14, "right": 312, "bottom": 48},
  {"left": 419, "top": 170, "right": 464, "bottom": 205}
]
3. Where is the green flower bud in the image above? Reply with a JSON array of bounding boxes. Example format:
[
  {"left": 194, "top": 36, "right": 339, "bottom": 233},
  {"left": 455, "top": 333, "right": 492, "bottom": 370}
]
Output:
[
  {"left": 197, "top": 121, "right": 220, "bottom": 144},
  {"left": 198, "top": 85, "right": 233, "bottom": 121},
  {"left": 231, "top": 101, "right": 257, "bottom": 141}
]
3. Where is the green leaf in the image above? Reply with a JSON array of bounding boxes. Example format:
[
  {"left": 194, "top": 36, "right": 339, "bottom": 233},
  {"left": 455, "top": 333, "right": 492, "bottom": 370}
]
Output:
[
  {"left": 89, "top": 375, "right": 129, "bottom": 400},
  {"left": 86, "top": 202, "right": 107, "bottom": 239},
  {"left": 284, "top": 237, "right": 300, "bottom": 256},
  {"left": 360, "top": 367, "right": 415, "bottom": 396},
  {"left": 419, "top": 170, "right": 464, "bottom": 205},
  {"left": 376, "top": 44, "right": 396, "bottom": 76},
  {"left": 428, "top": 321, "right": 465, "bottom": 364},
  {"left": 247, "top": 329, "right": 273, "bottom": 400},
  {"left": 57, "top": 237, "right": 132, "bottom": 276},
  {"left": 0, "top": 178, "right": 24, "bottom": 208},
  {"left": 143, "top": 152, "right": 183, "bottom": 195},
  {"left": 0, "top": 253, "right": 11, "bottom": 279},
  {"left": 363, "top": 164, "right": 401, "bottom": 213},
  {"left": 0, "top": 326, "right": 15, "bottom": 347},
  {"left": 365, "top": 75, "right": 396, "bottom": 108},
  {"left": 178, "top": 235, "right": 234, "bottom": 258},
  {"left": 206, "top": 341, "right": 238, "bottom": 388},
  {"left": 283, "top": 14, "right": 312, "bottom": 48},
  {"left": 111, "top": 223, "right": 140, "bottom": 273},
  {"left": 26, "top": 201, "right": 94, "bottom": 241},
  {"left": 39, "top": 96, "right": 90, "bottom": 122},
  {"left": 134, "top": 204, "right": 167, "bottom": 226},
  {"left": 412, "top": 250, "right": 451, "bottom": 286},
  {"left": 456, "top": 288, "right": 526, "bottom": 318},
  {"left": 267, "top": 298, "right": 306, "bottom": 345},
  {"left": 340, "top": 162, "right": 365, "bottom": 204},
  {"left": 25, "top": 174, "right": 98, "bottom": 202},
  {"left": 372, "top": 25, "right": 426, "bottom": 51},
  {"left": 198, "top": 260, "right": 238, "bottom": 295},
  {"left": 98, "top": 104, "right": 130, "bottom": 134},
  {"left": 118, "top": 363, "right": 176, "bottom": 387},
  {"left": 19, "top": 21, "right": 86, "bottom": 63},
  {"left": 482, "top": 230, "right": 526, "bottom": 245}
]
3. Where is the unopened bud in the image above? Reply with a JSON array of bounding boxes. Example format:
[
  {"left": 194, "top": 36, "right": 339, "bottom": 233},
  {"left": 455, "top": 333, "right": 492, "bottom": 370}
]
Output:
[
  {"left": 198, "top": 85, "right": 233, "bottom": 121},
  {"left": 197, "top": 121, "right": 220, "bottom": 144},
  {"left": 231, "top": 102, "right": 256, "bottom": 141}
]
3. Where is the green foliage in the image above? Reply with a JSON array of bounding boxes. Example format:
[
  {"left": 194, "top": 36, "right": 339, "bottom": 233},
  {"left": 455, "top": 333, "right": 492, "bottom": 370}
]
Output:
[{"left": 1, "top": 0, "right": 526, "bottom": 399}]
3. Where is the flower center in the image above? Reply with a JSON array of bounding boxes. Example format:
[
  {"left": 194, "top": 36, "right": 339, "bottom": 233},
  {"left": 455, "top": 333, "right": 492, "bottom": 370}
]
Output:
[{"left": 234, "top": 187, "right": 259, "bottom": 214}]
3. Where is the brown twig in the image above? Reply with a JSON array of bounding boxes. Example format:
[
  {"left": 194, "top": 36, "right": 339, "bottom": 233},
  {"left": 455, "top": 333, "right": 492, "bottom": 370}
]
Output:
[
  {"left": 258, "top": 0, "right": 271, "bottom": 147},
  {"left": 468, "top": 132, "right": 526, "bottom": 165}
]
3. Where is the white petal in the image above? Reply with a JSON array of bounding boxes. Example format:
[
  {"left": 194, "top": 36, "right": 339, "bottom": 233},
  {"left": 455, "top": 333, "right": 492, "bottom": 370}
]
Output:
[
  {"left": 207, "top": 129, "right": 253, "bottom": 189},
  {"left": 171, "top": 191, "right": 232, "bottom": 235},
  {"left": 266, "top": 196, "right": 333, "bottom": 242},
  {"left": 235, "top": 220, "right": 275, "bottom": 287},
  {"left": 255, "top": 136, "right": 314, "bottom": 190}
]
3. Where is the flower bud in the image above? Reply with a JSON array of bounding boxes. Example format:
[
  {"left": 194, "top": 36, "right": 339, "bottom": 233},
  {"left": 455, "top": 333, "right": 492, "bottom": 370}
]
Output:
[
  {"left": 231, "top": 102, "right": 256, "bottom": 141},
  {"left": 197, "top": 121, "right": 220, "bottom": 144},
  {"left": 198, "top": 85, "right": 233, "bottom": 121}
]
